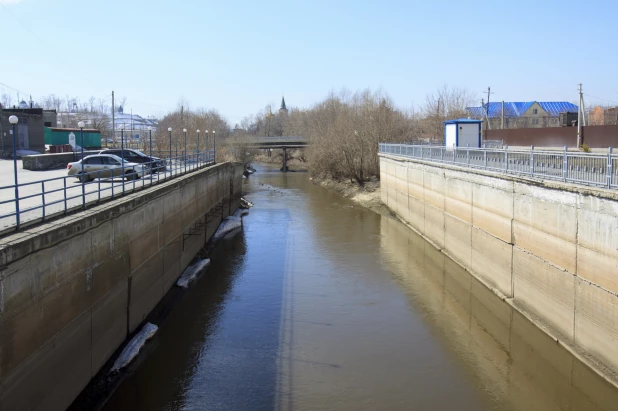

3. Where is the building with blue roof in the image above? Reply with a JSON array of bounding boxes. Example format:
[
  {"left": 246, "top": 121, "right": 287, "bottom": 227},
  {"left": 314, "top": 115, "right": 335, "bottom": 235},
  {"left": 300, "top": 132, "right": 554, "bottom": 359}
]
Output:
[{"left": 466, "top": 101, "right": 578, "bottom": 129}]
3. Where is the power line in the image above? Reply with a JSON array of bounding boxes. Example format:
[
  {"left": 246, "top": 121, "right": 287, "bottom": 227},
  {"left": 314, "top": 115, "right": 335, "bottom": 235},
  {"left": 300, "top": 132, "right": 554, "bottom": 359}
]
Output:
[{"left": 583, "top": 93, "right": 618, "bottom": 106}]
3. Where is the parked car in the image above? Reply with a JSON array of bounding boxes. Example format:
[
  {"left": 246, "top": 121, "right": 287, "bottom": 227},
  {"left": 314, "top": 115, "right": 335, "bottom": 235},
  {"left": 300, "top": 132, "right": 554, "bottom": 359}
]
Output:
[
  {"left": 99, "top": 148, "right": 166, "bottom": 172},
  {"left": 67, "top": 154, "right": 147, "bottom": 183}
]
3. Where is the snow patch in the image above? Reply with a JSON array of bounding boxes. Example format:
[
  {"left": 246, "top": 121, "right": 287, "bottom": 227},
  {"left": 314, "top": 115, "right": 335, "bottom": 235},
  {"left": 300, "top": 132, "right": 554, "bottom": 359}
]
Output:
[
  {"left": 110, "top": 322, "right": 158, "bottom": 373},
  {"left": 212, "top": 216, "right": 242, "bottom": 242},
  {"left": 176, "top": 258, "right": 211, "bottom": 288}
]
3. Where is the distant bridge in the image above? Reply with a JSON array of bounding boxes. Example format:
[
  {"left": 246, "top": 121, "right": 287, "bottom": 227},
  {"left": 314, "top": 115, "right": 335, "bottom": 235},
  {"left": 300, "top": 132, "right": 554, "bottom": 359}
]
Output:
[
  {"left": 242, "top": 136, "right": 307, "bottom": 149},
  {"left": 232, "top": 136, "right": 308, "bottom": 171}
]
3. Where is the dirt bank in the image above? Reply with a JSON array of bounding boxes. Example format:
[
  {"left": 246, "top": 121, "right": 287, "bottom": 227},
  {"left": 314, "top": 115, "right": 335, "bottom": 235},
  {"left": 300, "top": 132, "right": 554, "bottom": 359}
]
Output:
[{"left": 312, "top": 177, "right": 393, "bottom": 217}]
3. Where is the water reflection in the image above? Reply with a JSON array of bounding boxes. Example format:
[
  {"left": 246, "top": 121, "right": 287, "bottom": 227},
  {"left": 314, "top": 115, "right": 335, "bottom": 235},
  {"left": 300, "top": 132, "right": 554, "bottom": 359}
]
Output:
[{"left": 379, "top": 216, "right": 618, "bottom": 411}]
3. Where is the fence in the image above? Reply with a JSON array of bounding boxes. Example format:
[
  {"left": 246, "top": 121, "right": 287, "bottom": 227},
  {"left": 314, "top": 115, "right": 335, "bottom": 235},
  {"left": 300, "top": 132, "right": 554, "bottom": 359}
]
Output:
[
  {"left": 0, "top": 150, "right": 215, "bottom": 233},
  {"left": 379, "top": 143, "right": 618, "bottom": 190}
]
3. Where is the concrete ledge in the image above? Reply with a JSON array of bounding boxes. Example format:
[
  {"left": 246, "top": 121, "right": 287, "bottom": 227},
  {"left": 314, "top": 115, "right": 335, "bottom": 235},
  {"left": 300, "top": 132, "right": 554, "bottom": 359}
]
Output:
[{"left": 22, "top": 153, "right": 75, "bottom": 171}]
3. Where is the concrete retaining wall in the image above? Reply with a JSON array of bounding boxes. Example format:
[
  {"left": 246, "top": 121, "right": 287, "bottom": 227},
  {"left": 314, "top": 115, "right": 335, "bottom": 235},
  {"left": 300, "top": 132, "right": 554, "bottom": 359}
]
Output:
[
  {"left": 380, "top": 153, "right": 618, "bottom": 384},
  {"left": 22, "top": 151, "right": 101, "bottom": 170},
  {"left": 0, "top": 162, "right": 243, "bottom": 411}
]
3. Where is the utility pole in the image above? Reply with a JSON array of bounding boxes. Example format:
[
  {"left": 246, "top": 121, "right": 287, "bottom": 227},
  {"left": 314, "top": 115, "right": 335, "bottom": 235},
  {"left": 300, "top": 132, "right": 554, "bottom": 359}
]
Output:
[
  {"left": 437, "top": 98, "right": 441, "bottom": 140},
  {"left": 484, "top": 87, "right": 494, "bottom": 130},
  {"left": 577, "top": 83, "right": 583, "bottom": 148},
  {"left": 481, "top": 98, "right": 486, "bottom": 140},
  {"left": 112, "top": 91, "right": 115, "bottom": 142}
]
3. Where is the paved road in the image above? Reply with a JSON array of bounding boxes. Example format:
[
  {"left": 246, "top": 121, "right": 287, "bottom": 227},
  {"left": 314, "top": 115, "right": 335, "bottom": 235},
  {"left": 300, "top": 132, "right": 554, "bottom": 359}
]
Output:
[{"left": 0, "top": 157, "right": 213, "bottom": 232}]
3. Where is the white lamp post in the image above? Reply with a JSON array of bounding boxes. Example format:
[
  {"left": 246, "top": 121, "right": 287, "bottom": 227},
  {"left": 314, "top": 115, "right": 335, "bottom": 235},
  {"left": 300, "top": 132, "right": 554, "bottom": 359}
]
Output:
[{"left": 8, "top": 115, "right": 20, "bottom": 229}]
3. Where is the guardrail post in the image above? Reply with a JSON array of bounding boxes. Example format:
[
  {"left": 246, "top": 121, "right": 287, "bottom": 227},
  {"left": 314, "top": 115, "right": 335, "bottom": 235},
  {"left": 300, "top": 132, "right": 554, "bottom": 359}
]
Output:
[
  {"left": 530, "top": 145, "right": 535, "bottom": 175},
  {"left": 453, "top": 147, "right": 456, "bottom": 163},
  {"left": 504, "top": 145, "right": 508, "bottom": 172},
  {"left": 466, "top": 144, "right": 470, "bottom": 165},
  {"left": 563, "top": 146, "right": 568, "bottom": 182},
  {"left": 421, "top": 145, "right": 424, "bottom": 159},
  {"left": 484, "top": 148, "right": 487, "bottom": 169},
  {"left": 441, "top": 147, "right": 444, "bottom": 162},
  {"left": 608, "top": 147, "right": 613, "bottom": 189}
]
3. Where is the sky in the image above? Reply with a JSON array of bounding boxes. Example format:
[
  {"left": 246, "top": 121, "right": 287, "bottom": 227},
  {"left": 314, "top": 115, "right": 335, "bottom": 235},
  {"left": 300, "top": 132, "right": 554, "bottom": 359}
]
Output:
[{"left": 1, "top": 0, "right": 617, "bottom": 124}]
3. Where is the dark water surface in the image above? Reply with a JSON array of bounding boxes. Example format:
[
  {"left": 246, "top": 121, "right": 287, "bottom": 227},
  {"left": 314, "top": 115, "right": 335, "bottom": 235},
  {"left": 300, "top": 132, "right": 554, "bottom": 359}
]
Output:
[{"left": 103, "top": 166, "right": 618, "bottom": 411}]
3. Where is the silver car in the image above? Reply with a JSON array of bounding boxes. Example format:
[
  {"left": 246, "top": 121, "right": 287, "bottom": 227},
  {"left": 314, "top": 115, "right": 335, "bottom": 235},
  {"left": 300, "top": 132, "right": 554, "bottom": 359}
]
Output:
[{"left": 66, "top": 154, "right": 147, "bottom": 183}]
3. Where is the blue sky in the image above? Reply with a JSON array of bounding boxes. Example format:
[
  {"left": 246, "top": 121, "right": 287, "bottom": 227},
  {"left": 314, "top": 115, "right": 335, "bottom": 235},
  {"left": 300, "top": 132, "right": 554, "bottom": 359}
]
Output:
[{"left": 1, "top": 0, "right": 617, "bottom": 124}]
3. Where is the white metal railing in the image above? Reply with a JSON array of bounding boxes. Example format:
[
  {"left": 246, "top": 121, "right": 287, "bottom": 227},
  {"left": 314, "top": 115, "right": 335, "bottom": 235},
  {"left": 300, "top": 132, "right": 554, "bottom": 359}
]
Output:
[
  {"left": 0, "top": 150, "right": 215, "bottom": 233},
  {"left": 379, "top": 143, "right": 618, "bottom": 190}
]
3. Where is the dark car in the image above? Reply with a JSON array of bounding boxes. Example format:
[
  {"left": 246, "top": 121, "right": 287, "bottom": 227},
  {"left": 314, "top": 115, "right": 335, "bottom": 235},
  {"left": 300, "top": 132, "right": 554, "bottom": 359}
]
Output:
[{"left": 100, "top": 149, "right": 166, "bottom": 172}]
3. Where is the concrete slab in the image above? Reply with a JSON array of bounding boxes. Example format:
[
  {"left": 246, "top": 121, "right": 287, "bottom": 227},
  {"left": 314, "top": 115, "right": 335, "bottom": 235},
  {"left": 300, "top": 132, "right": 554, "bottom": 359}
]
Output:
[
  {"left": 574, "top": 278, "right": 618, "bottom": 374},
  {"left": 512, "top": 247, "right": 575, "bottom": 341},
  {"left": 471, "top": 228, "right": 513, "bottom": 297},
  {"left": 91, "top": 280, "right": 128, "bottom": 375},
  {"left": 444, "top": 213, "right": 471, "bottom": 268}
]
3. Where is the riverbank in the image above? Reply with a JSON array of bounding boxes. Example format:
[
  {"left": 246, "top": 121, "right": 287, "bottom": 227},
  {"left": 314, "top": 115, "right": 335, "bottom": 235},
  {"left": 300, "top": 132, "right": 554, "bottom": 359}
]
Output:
[{"left": 311, "top": 177, "right": 392, "bottom": 217}]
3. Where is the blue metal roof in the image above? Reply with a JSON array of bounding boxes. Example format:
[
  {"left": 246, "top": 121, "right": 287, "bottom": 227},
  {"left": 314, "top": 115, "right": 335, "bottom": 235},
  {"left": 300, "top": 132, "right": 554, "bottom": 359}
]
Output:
[
  {"left": 466, "top": 101, "right": 578, "bottom": 118},
  {"left": 443, "top": 118, "right": 483, "bottom": 124}
]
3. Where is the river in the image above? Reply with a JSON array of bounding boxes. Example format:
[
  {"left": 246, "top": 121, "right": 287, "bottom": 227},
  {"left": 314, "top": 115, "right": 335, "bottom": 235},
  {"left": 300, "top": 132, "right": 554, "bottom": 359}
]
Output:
[{"left": 102, "top": 165, "right": 618, "bottom": 411}]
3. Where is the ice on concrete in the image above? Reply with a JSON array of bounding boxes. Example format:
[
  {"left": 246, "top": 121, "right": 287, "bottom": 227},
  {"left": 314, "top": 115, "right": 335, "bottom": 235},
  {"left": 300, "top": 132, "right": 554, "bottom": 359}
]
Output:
[
  {"left": 16, "top": 150, "right": 42, "bottom": 157},
  {"left": 240, "top": 197, "right": 254, "bottom": 209},
  {"left": 110, "top": 322, "right": 158, "bottom": 373},
  {"left": 233, "top": 208, "right": 249, "bottom": 218},
  {"left": 176, "top": 258, "right": 211, "bottom": 288},
  {"left": 212, "top": 216, "right": 242, "bottom": 242}
]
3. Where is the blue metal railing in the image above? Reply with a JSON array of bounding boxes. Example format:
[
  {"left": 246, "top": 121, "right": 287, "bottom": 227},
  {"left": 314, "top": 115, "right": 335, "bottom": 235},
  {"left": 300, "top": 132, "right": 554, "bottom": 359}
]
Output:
[
  {"left": 0, "top": 150, "right": 216, "bottom": 234},
  {"left": 379, "top": 143, "right": 618, "bottom": 191}
]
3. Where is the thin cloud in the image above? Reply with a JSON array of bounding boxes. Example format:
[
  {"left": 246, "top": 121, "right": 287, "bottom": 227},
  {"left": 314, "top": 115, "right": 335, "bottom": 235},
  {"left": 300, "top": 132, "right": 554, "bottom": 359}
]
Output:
[{"left": 0, "top": 0, "right": 24, "bottom": 4}]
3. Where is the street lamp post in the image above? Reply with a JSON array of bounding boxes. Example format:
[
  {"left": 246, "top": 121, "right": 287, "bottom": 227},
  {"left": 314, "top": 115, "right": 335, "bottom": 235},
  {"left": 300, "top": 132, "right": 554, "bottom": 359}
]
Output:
[
  {"left": 183, "top": 128, "right": 187, "bottom": 173},
  {"left": 8, "top": 115, "right": 20, "bottom": 230},
  {"left": 205, "top": 131, "right": 209, "bottom": 163},
  {"left": 213, "top": 130, "right": 216, "bottom": 164},
  {"left": 120, "top": 124, "right": 125, "bottom": 194},
  {"left": 196, "top": 130, "right": 200, "bottom": 167},
  {"left": 148, "top": 126, "right": 153, "bottom": 184},
  {"left": 168, "top": 127, "right": 172, "bottom": 177},
  {"left": 78, "top": 121, "right": 86, "bottom": 208}
]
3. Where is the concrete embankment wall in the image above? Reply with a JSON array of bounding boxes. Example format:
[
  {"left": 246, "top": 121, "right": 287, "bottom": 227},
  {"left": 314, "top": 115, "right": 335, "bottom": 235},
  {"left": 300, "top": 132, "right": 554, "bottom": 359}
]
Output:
[
  {"left": 380, "top": 153, "right": 618, "bottom": 384},
  {"left": 0, "top": 162, "right": 243, "bottom": 411}
]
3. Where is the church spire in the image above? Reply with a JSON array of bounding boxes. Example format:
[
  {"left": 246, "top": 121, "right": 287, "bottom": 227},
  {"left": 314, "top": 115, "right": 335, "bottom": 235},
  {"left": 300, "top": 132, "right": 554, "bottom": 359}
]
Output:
[{"left": 280, "top": 96, "right": 287, "bottom": 113}]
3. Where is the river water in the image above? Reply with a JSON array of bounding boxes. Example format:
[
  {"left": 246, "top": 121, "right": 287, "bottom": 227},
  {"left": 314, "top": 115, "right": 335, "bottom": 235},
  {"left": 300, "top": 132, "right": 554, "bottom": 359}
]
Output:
[{"left": 103, "top": 165, "right": 618, "bottom": 411}]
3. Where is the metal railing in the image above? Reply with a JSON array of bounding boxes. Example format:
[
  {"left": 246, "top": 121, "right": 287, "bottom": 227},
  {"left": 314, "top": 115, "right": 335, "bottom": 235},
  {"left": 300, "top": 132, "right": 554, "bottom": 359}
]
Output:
[
  {"left": 0, "top": 150, "right": 215, "bottom": 233},
  {"left": 379, "top": 143, "right": 618, "bottom": 190},
  {"left": 248, "top": 136, "right": 307, "bottom": 144}
]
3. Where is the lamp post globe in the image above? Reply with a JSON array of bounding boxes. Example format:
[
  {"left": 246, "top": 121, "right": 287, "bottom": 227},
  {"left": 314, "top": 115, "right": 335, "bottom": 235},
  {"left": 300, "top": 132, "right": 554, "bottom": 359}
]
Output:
[
  {"left": 78, "top": 121, "right": 85, "bottom": 129},
  {"left": 9, "top": 115, "right": 18, "bottom": 124}
]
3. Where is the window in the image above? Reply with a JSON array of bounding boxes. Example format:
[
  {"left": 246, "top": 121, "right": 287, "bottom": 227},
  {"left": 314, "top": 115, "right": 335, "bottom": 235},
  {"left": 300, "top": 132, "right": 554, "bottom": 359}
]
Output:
[
  {"left": 85, "top": 157, "right": 103, "bottom": 165},
  {"left": 533, "top": 109, "right": 538, "bottom": 114},
  {"left": 44, "top": 122, "right": 52, "bottom": 127},
  {"left": 126, "top": 151, "right": 140, "bottom": 158},
  {"left": 531, "top": 118, "right": 539, "bottom": 125},
  {"left": 105, "top": 157, "right": 121, "bottom": 166}
]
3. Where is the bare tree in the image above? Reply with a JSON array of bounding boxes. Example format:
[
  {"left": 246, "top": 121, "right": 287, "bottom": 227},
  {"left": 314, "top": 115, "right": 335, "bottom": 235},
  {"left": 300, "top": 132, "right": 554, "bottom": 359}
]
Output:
[{"left": 1, "top": 93, "right": 12, "bottom": 108}]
